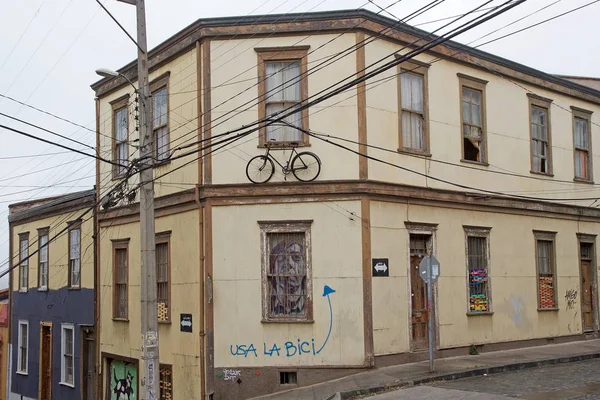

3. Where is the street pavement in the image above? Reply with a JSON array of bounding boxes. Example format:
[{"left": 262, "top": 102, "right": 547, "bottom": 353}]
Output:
[{"left": 363, "top": 358, "right": 600, "bottom": 399}]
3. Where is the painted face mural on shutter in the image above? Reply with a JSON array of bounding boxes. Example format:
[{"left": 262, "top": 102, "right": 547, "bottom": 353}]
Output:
[{"left": 268, "top": 233, "right": 306, "bottom": 317}]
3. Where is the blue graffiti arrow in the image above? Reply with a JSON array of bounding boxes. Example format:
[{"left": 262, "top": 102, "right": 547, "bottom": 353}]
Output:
[{"left": 315, "top": 285, "right": 336, "bottom": 354}]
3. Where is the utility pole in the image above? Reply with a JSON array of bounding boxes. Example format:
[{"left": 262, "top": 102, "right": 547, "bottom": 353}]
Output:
[{"left": 117, "top": 0, "right": 159, "bottom": 398}]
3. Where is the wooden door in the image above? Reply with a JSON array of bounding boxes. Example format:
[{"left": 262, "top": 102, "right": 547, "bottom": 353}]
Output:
[
  {"left": 580, "top": 243, "right": 595, "bottom": 332},
  {"left": 82, "top": 329, "right": 96, "bottom": 400},
  {"left": 40, "top": 324, "right": 52, "bottom": 400},
  {"left": 410, "top": 234, "right": 430, "bottom": 351}
]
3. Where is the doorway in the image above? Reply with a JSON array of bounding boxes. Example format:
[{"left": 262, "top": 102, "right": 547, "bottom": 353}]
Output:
[
  {"left": 82, "top": 328, "right": 96, "bottom": 400},
  {"left": 409, "top": 233, "right": 434, "bottom": 351},
  {"left": 579, "top": 241, "right": 596, "bottom": 332},
  {"left": 39, "top": 322, "right": 52, "bottom": 400}
]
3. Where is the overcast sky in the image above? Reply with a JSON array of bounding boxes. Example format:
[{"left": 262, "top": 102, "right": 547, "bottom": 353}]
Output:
[{"left": 0, "top": 0, "right": 598, "bottom": 288}]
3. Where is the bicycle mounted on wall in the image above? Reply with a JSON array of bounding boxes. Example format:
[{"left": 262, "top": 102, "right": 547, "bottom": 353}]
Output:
[{"left": 246, "top": 139, "right": 322, "bottom": 183}]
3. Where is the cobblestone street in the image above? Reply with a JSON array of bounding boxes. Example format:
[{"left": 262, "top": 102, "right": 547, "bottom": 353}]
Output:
[{"left": 364, "top": 359, "right": 600, "bottom": 400}]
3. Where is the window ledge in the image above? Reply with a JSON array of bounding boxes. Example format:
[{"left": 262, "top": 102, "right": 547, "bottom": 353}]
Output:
[
  {"left": 461, "top": 159, "right": 489, "bottom": 167},
  {"left": 68, "top": 287, "right": 81, "bottom": 291},
  {"left": 111, "top": 174, "right": 127, "bottom": 181},
  {"left": 258, "top": 143, "right": 311, "bottom": 150},
  {"left": 112, "top": 318, "right": 130, "bottom": 322},
  {"left": 261, "top": 319, "right": 314, "bottom": 324},
  {"left": 59, "top": 382, "right": 75, "bottom": 388},
  {"left": 153, "top": 159, "right": 171, "bottom": 168},
  {"left": 18, "top": 289, "right": 27, "bottom": 293},
  {"left": 397, "top": 149, "right": 431, "bottom": 157},
  {"left": 37, "top": 287, "right": 48, "bottom": 292},
  {"left": 158, "top": 320, "right": 171, "bottom": 325},
  {"left": 574, "top": 177, "right": 594, "bottom": 184},
  {"left": 467, "top": 311, "right": 494, "bottom": 316},
  {"left": 537, "top": 307, "right": 559, "bottom": 312},
  {"left": 16, "top": 371, "right": 27, "bottom": 376},
  {"left": 530, "top": 170, "right": 554, "bottom": 177}
]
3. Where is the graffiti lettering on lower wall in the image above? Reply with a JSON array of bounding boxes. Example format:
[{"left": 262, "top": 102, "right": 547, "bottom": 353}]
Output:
[
  {"left": 565, "top": 289, "right": 578, "bottom": 310},
  {"left": 229, "top": 285, "right": 336, "bottom": 359},
  {"left": 110, "top": 359, "right": 138, "bottom": 400}
]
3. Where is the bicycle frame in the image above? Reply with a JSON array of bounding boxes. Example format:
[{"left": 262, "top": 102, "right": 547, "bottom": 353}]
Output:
[{"left": 263, "top": 144, "right": 300, "bottom": 174}]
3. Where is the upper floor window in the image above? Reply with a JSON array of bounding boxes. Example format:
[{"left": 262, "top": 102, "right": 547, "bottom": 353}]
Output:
[
  {"left": 398, "top": 61, "right": 430, "bottom": 154},
  {"left": 156, "top": 233, "right": 171, "bottom": 323},
  {"left": 19, "top": 233, "right": 29, "bottom": 291},
  {"left": 38, "top": 228, "right": 49, "bottom": 290},
  {"left": 111, "top": 95, "right": 129, "bottom": 177},
  {"left": 528, "top": 94, "right": 553, "bottom": 175},
  {"left": 256, "top": 46, "right": 309, "bottom": 147},
  {"left": 458, "top": 74, "right": 488, "bottom": 164},
  {"left": 17, "top": 320, "right": 28, "bottom": 374},
  {"left": 572, "top": 106, "right": 593, "bottom": 182},
  {"left": 259, "top": 220, "right": 313, "bottom": 322},
  {"left": 113, "top": 239, "right": 129, "bottom": 320},
  {"left": 151, "top": 74, "right": 170, "bottom": 162},
  {"left": 68, "top": 223, "right": 81, "bottom": 288}
]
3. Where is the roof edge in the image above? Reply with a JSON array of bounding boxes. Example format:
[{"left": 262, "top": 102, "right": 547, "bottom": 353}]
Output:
[{"left": 9, "top": 189, "right": 96, "bottom": 224}]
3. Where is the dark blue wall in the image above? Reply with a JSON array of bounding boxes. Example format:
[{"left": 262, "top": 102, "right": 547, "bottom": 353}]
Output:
[{"left": 11, "top": 287, "right": 94, "bottom": 400}]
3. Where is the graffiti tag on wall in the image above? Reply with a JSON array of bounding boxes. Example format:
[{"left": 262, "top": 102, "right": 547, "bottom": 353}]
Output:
[
  {"left": 565, "top": 289, "right": 578, "bottom": 310},
  {"left": 229, "top": 285, "right": 336, "bottom": 359}
]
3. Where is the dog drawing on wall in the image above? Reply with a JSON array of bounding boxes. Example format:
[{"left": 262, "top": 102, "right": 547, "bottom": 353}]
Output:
[{"left": 113, "top": 367, "right": 134, "bottom": 400}]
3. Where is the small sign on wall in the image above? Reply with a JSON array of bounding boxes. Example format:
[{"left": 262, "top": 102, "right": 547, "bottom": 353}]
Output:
[
  {"left": 180, "top": 314, "right": 193, "bottom": 333},
  {"left": 372, "top": 258, "right": 389, "bottom": 277}
]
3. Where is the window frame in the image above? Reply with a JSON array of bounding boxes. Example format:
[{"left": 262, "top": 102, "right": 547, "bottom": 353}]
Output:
[
  {"left": 37, "top": 227, "right": 49, "bottom": 290},
  {"left": 256, "top": 46, "right": 310, "bottom": 148},
  {"left": 60, "top": 323, "right": 75, "bottom": 387},
  {"left": 463, "top": 226, "right": 493, "bottom": 315},
  {"left": 150, "top": 73, "right": 170, "bottom": 164},
  {"left": 397, "top": 59, "right": 430, "bottom": 155},
  {"left": 68, "top": 221, "right": 82, "bottom": 289},
  {"left": 18, "top": 232, "right": 29, "bottom": 292},
  {"left": 110, "top": 94, "right": 130, "bottom": 179},
  {"left": 571, "top": 106, "right": 594, "bottom": 183},
  {"left": 156, "top": 232, "right": 171, "bottom": 323},
  {"left": 17, "top": 320, "right": 28, "bottom": 375},
  {"left": 159, "top": 364, "right": 173, "bottom": 399},
  {"left": 528, "top": 93, "right": 554, "bottom": 176},
  {"left": 259, "top": 220, "right": 313, "bottom": 323},
  {"left": 112, "top": 239, "right": 130, "bottom": 321},
  {"left": 534, "top": 230, "right": 558, "bottom": 311},
  {"left": 458, "top": 73, "right": 488, "bottom": 165}
]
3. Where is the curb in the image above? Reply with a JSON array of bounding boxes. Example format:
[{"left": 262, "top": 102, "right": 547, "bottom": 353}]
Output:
[{"left": 336, "top": 352, "right": 600, "bottom": 399}]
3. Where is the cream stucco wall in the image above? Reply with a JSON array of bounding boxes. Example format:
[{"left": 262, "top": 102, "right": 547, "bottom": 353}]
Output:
[
  {"left": 96, "top": 47, "right": 198, "bottom": 201},
  {"left": 212, "top": 201, "right": 365, "bottom": 367},
  {"left": 209, "top": 33, "right": 360, "bottom": 185},
  {"left": 370, "top": 199, "right": 600, "bottom": 355},
  {"left": 98, "top": 210, "right": 202, "bottom": 398},
  {"left": 365, "top": 38, "right": 600, "bottom": 206},
  {"left": 11, "top": 213, "right": 94, "bottom": 291}
]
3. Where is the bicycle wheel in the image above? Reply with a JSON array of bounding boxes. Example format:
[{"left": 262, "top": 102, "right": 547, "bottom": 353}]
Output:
[
  {"left": 246, "top": 155, "right": 275, "bottom": 184},
  {"left": 291, "top": 152, "right": 321, "bottom": 182}
]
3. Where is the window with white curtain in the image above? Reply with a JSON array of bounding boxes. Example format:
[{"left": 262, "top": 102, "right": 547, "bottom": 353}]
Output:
[
  {"left": 69, "top": 226, "right": 81, "bottom": 288},
  {"left": 574, "top": 116, "right": 591, "bottom": 180},
  {"left": 152, "top": 86, "right": 169, "bottom": 162},
  {"left": 265, "top": 61, "right": 302, "bottom": 143},
  {"left": 400, "top": 71, "right": 425, "bottom": 152}
]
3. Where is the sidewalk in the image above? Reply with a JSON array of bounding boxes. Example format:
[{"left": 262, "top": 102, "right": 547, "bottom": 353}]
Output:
[{"left": 252, "top": 339, "right": 600, "bottom": 400}]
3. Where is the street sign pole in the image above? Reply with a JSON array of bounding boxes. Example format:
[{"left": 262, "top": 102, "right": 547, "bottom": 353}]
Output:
[{"left": 427, "top": 254, "right": 435, "bottom": 373}]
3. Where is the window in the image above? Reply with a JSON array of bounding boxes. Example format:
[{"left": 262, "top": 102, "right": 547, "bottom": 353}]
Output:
[
  {"left": 18, "top": 233, "right": 29, "bottom": 291},
  {"left": 17, "top": 320, "right": 28, "bottom": 374},
  {"left": 68, "top": 223, "right": 81, "bottom": 288},
  {"left": 259, "top": 220, "right": 313, "bottom": 322},
  {"left": 61, "top": 324, "right": 74, "bottom": 385},
  {"left": 160, "top": 364, "right": 173, "bottom": 400},
  {"left": 534, "top": 231, "right": 557, "bottom": 310},
  {"left": 256, "top": 46, "right": 309, "bottom": 147},
  {"left": 113, "top": 240, "right": 129, "bottom": 320},
  {"left": 151, "top": 74, "right": 169, "bottom": 162},
  {"left": 156, "top": 233, "right": 171, "bottom": 322},
  {"left": 38, "top": 228, "right": 49, "bottom": 289},
  {"left": 458, "top": 74, "right": 488, "bottom": 163},
  {"left": 111, "top": 95, "right": 129, "bottom": 177},
  {"left": 398, "top": 61, "right": 430, "bottom": 154},
  {"left": 464, "top": 226, "right": 492, "bottom": 314},
  {"left": 280, "top": 371, "right": 297, "bottom": 385},
  {"left": 529, "top": 94, "right": 553, "bottom": 175},
  {"left": 572, "top": 106, "right": 593, "bottom": 181}
]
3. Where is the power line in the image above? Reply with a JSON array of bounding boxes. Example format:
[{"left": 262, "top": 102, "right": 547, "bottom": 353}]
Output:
[{"left": 95, "top": 0, "right": 143, "bottom": 53}]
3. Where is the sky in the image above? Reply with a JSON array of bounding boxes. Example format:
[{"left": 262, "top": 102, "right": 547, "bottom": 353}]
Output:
[{"left": 0, "top": 0, "right": 598, "bottom": 288}]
